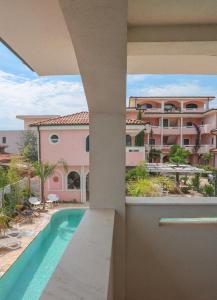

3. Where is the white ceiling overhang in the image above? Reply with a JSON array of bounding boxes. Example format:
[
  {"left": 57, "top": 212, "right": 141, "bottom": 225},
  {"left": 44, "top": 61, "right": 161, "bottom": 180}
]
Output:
[{"left": 0, "top": 0, "right": 217, "bottom": 75}]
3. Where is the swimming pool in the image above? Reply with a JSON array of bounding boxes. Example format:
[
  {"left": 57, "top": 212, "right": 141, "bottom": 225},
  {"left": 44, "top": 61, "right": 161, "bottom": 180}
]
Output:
[{"left": 0, "top": 208, "right": 85, "bottom": 300}]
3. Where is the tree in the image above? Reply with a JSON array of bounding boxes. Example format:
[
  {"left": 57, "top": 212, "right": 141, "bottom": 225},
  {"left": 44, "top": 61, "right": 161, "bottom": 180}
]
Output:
[
  {"left": 169, "top": 144, "right": 190, "bottom": 186},
  {"left": 202, "top": 152, "right": 213, "bottom": 165},
  {"left": 19, "top": 130, "right": 38, "bottom": 162},
  {"left": 135, "top": 130, "right": 144, "bottom": 146},
  {"left": 148, "top": 148, "right": 161, "bottom": 163},
  {"left": 33, "top": 160, "right": 68, "bottom": 211},
  {"left": 169, "top": 144, "right": 190, "bottom": 166},
  {"left": 137, "top": 110, "right": 142, "bottom": 120},
  {"left": 0, "top": 167, "right": 8, "bottom": 189}
]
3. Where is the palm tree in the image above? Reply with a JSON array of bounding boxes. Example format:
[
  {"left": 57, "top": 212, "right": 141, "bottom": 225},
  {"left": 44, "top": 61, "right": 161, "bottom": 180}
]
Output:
[
  {"left": 33, "top": 160, "right": 68, "bottom": 211},
  {"left": 169, "top": 144, "right": 190, "bottom": 186}
]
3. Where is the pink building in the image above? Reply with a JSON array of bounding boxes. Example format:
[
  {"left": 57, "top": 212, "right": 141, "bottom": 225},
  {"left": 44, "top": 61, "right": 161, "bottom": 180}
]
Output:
[
  {"left": 31, "top": 97, "right": 217, "bottom": 203},
  {"left": 128, "top": 96, "right": 217, "bottom": 165},
  {"left": 31, "top": 112, "right": 145, "bottom": 203}
]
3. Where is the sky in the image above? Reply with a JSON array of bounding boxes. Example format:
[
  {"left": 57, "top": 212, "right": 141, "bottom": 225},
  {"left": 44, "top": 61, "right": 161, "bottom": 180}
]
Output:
[{"left": 0, "top": 42, "right": 217, "bottom": 129}]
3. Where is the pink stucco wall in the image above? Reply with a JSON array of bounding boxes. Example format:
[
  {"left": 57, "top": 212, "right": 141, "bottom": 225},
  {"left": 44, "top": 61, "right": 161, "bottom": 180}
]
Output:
[{"left": 40, "top": 130, "right": 89, "bottom": 166}]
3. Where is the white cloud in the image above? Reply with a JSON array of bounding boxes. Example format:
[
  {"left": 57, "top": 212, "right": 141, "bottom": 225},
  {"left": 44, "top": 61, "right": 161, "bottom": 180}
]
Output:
[
  {"left": 134, "top": 82, "right": 204, "bottom": 96},
  {"left": 0, "top": 71, "right": 87, "bottom": 129}
]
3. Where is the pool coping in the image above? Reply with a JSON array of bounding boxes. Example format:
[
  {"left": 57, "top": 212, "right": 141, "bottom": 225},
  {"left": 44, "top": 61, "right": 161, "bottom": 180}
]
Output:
[{"left": 41, "top": 208, "right": 115, "bottom": 300}]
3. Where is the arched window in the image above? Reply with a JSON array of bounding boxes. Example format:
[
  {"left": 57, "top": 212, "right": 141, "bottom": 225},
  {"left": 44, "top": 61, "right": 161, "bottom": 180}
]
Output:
[
  {"left": 186, "top": 103, "right": 198, "bottom": 109},
  {"left": 86, "top": 135, "right": 90, "bottom": 152},
  {"left": 126, "top": 135, "right": 132, "bottom": 146},
  {"left": 139, "top": 103, "right": 153, "bottom": 109},
  {"left": 164, "top": 103, "right": 176, "bottom": 112},
  {"left": 67, "top": 171, "right": 80, "bottom": 190}
]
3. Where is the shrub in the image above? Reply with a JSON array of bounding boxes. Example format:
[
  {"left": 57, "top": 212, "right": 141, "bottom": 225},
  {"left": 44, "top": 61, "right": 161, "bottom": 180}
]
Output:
[
  {"left": 127, "top": 178, "right": 162, "bottom": 197},
  {"left": 152, "top": 176, "right": 176, "bottom": 193},
  {"left": 126, "top": 162, "right": 147, "bottom": 182},
  {"left": 2, "top": 185, "right": 22, "bottom": 217},
  {"left": 203, "top": 184, "right": 214, "bottom": 197},
  {"left": 181, "top": 186, "right": 191, "bottom": 194},
  {"left": 191, "top": 174, "right": 201, "bottom": 192},
  {"left": 0, "top": 213, "right": 11, "bottom": 236}
]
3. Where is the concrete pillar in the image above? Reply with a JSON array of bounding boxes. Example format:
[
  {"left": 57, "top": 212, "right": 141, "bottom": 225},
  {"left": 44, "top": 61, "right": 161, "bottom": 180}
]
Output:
[
  {"left": 161, "top": 117, "right": 164, "bottom": 146},
  {"left": 59, "top": 1, "right": 127, "bottom": 299},
  {"left": 181, "top": 101, "right": 184, "bottom": 112},
  {"left": 161, "top": 100, "right": 165, "bottom": 111},
  {"left": 180, "top": 117, "right": 183, "bottom": 146},
  {"left": 80, "top": 166, "right": 85, "bottom": 203}
]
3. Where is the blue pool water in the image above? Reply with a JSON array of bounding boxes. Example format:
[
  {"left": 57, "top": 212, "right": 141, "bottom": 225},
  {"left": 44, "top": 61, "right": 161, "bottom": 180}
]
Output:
[{"left": 0, "top": 209, "right": 85, "bottom": 300}]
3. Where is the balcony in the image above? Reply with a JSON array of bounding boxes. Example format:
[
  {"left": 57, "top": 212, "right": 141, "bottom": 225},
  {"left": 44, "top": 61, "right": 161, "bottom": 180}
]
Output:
[
  {"left": 146, "top": 144, "right": 213, "bottom": 154},
  {"left": 126, "top": 146, "right": 145, "bottom": 166},
  {"left": 137, "top": 107, "right": 163, "bottom": 113},
  {"left": 182, "top": 107, "right": 205, "bottom": 113},
  {"left": 183, "top": 124, "right": 213, "bottom": 134},
  {"left": 163, "top": 126, "right": 180, "bottom": 135}
]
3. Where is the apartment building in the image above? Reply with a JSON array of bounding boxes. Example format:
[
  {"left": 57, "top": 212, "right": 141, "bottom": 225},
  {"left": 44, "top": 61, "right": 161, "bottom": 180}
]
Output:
[{"left": 127, "top": 96, "right": 217, "bottom": 164}]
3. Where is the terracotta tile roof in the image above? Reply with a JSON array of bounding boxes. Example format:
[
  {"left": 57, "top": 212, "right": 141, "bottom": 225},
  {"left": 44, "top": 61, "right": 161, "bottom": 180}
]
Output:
[
  {"left": 0, "top": 153, "right": 12, "bottom": 164},
  {"left": 30, "top": 112, "right": 146, "bottom": 126}
]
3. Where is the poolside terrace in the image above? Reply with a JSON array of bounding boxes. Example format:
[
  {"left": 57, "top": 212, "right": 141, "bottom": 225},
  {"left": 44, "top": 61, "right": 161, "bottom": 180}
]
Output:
[{"left": 1, "top": 1, "right": 217, "bottom": 299}]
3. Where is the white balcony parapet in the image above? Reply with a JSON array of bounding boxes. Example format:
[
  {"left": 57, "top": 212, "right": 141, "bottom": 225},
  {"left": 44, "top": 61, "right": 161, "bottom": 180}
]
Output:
[
  {"left": 182, "top": 108, "right": 205, "bottom": 113},
  {"left": 126, "top": 146, "right": 145, "bottom": 152},
  {"left": 145, "top": 144, "right": 213, "bottom": 154},
  {"left": 41, "top": 209, "right": 115, "bottom": 300}
]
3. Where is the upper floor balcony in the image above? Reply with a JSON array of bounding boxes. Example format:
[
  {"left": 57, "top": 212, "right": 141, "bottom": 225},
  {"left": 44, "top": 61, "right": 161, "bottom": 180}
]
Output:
[
  {"left": 147, "top": 124, "right": 213, "bottom": 135},
  {"left": 136, "top": 99, "right": 209, "bottom": 115},
  {"left": 145, "top": 144, "right": 214, "bottom": 154}
]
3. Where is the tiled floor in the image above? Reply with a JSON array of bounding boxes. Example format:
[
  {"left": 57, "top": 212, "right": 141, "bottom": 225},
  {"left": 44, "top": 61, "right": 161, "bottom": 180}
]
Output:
[{"left": 0, "top": 203, "right": 88, "bottom": 277}]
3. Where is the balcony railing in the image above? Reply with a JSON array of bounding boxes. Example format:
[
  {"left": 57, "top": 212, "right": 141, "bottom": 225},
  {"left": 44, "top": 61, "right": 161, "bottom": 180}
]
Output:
[
  {"left": 147, "top": 124, "right": 212, "bottom": 135},
  {"left": 182, "top": 108, "right": 205, "bottom": 113},
  {"left": 145, "top": 144, "right": 213, "bottom": 154}
]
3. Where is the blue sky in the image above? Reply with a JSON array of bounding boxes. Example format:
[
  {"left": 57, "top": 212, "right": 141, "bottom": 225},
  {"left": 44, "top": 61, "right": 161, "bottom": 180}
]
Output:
[{"left": 0, "top": 42, "right": 217, "bottom": 129}]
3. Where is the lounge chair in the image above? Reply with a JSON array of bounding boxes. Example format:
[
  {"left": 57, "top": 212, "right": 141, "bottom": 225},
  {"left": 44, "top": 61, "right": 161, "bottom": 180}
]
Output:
[
  {"left": 5, "top": 228, "right": 22, "bottom": 238},
  {"left": 0, "top": 237, "right": 21, "bottom": 250},
  {"left": 28, "top": 197, "right": 41, "bottom": 207},
  {"left": 46, "top": 194, "right": 60, "bottom": 206},
  {"left": 15, "top": 208, "right": 34, "bottom": 223}
]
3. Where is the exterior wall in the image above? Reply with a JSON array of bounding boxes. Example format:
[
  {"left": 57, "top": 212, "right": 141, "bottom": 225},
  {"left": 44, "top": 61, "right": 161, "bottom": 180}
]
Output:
[
  {"left": 40, "top": 129, "right": 89, "bottom": 166},
  {"left": 40, "top": 127, "right": 145, "bottom": 202},
  {"left": 127, "top": 98, "right": 217, "bottom": 165},
  {"left": 126, "top": 200, "right": 217, "bottom": 300},
  {"left": 0, "top": 130, "right": 23, "bottom": 153},
  {"left": 44, "top": 165, "right": 89, "bottom": 202}
]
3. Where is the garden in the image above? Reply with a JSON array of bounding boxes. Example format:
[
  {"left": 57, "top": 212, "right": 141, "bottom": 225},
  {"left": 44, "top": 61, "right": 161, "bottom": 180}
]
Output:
[{"left": 126, "top": 144, "right": 217, "bottom": 197}]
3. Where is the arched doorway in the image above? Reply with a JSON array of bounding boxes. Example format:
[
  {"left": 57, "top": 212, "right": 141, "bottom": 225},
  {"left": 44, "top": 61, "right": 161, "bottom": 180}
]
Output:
[{"left": 86, "top": 173, "right": 89, "bottom": 202}]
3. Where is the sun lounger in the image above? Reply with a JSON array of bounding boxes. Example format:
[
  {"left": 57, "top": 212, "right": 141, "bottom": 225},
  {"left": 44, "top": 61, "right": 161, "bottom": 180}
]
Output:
[
  {"left": 15, "top": 208, "right": 34, "bottom": 223},
  {"left": 5, "top": 228, "right": 22, "bottom": 238},
  {"left": 0, "top": 237, "right": 21, "bottom": 250}
]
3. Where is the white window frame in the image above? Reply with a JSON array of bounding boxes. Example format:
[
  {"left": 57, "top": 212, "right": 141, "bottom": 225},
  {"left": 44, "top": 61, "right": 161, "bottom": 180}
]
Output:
[{"left": 49, "top": 133, "right": 60, "bottom": 144}]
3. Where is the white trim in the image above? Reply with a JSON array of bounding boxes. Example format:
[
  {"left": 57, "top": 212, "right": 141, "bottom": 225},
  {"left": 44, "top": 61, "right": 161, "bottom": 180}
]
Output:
[
  {"left": 48, "top": 133, "right": 60, "bottom": 144},
  {"left": 38, "top": 124, "right": 144, "bottom": 131},
  {"left": 40, "top": 125, "right": 89, "bottom": 130}
]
